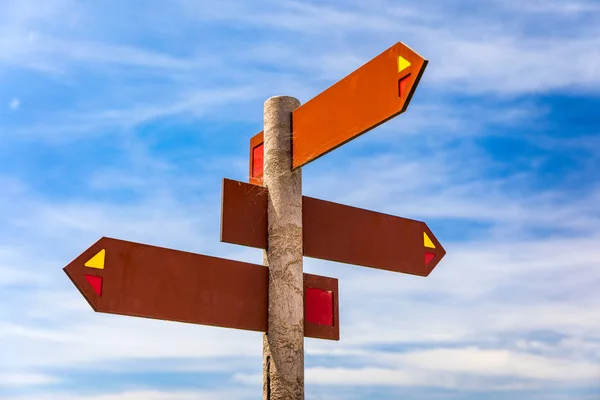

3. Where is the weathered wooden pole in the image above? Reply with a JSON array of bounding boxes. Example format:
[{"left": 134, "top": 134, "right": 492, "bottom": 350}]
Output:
[{"left": 262, "top": 95, "right": 304, "bottom": 399}]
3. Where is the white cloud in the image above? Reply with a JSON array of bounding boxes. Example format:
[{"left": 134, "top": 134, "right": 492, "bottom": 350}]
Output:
[
  {"left": 234, "top": 345, "right": 599, "bottom": 388},
  {"left": 0, "top": 372, "right": 59, "bottom": 386},
  {"left": 178, "top": 0, "right": 600, "bottom": 94},
  {"left": 5, "top": 389, "right": 255, "bottom": 400},
  {"left": 8, "top": 98, "right": 20, "bottom": 110},
  {"left": 235, "top": 366, "right": 544, "bottom": 390},
  {"left": 385, "top": 347, "right": 599, "bottom": 381},
  {"left": 498, "top": 0, "right": 600, "bottom": 14},
  {"left": 0, "top": 0, "right": 598, "bottom": 98},
  {"left": 0, "top": 0, "right": 597, "bottom": 149}
]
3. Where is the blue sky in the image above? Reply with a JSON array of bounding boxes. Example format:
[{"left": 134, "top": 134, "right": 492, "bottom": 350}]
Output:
[{"left": 1, "top": 0, "right": 599, "bottom": 399}]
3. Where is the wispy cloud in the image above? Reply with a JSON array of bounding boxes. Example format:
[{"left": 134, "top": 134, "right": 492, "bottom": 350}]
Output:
[
  {"left": 0, "top": 372, "right": 59, "bottom": 386},
  {"left": 8, "top": 98, "right": 20, "bottom": 110},
  {"left": 6, "top": 389, "right": 257, "bottom": 400}
]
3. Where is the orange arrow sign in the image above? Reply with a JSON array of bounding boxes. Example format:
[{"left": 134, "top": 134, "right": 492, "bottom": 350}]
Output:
[
  {"left": 292, "top": 42, "right": 427, "bottom": 169},
  {"left": 249, "top": 42, "right": 427, "bottom": 182},
  {"left": 221, "top": 179, "right": 445, "bottom": 276},
  {"left": 64, "top": 237, "right": 339, "bottom": 341}
]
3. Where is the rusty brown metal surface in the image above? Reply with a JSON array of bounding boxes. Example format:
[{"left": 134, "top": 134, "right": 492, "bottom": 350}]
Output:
[
  {"left": 63, "top": 237, "right": 339, "bottom": 340},
  {"left": 221, "top": 178, "right": 446, "bottom": 276},
  {"left": 221, "top": 178, "right": 268, "bottom": 249},
  {"left": 291, "top": 42, "right": 428, "bottom": 169},
  {"left": 249, "top": 131, "right": 264, "bottom": 186}
]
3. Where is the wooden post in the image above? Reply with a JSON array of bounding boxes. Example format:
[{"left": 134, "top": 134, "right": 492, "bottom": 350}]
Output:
[{"left": 262, "top": 96, "right": 304, "bottom": 399}]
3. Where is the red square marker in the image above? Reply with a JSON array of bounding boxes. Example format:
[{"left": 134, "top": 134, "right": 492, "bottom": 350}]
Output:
[
  {"left": 252, "top": 143, "right": 264, "bottom": 179},
  {"left": 84, "top": 274, "right": 103, "bottom": 296},
  {"left": 305, "top": 287, "right": 334, "bottom": 326},
  {"left": 398, "top": 74, "right": 411, "bottom": 98},
  {"left": 425, "top": 252, "right": 435, "bottom": 266}
]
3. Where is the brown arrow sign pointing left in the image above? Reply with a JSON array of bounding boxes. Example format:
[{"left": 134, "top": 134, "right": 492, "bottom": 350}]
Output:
[{"left": 63, "top": 237, "right": 339, "bottom": 341}]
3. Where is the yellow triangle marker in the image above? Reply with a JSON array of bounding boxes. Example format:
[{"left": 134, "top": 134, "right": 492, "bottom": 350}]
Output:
[
  {"left": 85, "top": 249, "right": 105, "bottom": 270},
  {"left": 423, "top": 233, "right": 436, "bottom": 249},
  {"left": 398, "top": 56, "right": 411, "bottom": 73}
]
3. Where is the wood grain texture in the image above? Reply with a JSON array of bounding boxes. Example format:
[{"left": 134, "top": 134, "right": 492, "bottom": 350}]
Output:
[{"left": 262, "top": 96, "right": 304, "bottom": 400}]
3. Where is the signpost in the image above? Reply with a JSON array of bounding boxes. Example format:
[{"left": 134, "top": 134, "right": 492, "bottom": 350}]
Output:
[{"left": 63, "top": 42, "right": 445, "bottom": 400}]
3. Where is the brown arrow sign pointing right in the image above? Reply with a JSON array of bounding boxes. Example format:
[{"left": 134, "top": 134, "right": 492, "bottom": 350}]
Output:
[{"left": 221, "top": 178, "right": 446, "bottom": 277}]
